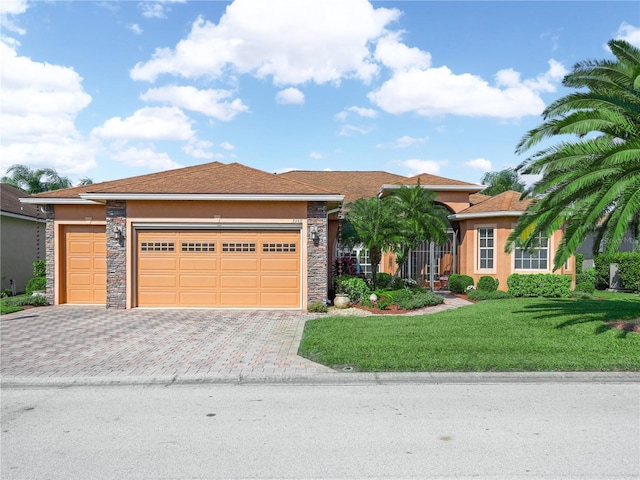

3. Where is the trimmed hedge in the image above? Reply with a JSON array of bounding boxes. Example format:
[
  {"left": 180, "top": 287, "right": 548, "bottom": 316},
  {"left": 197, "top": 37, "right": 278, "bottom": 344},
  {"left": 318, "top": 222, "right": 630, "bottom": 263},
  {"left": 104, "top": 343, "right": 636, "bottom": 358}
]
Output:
[
  {"left": 448, "top": 274, "right": 474, "bottom": 293},
  {"left": 466, "top": 289, "right": 512, "bottom": 301},
  {"left": 507, "top": 273, "right": 572, "bottom": 298},
  {"left": 336, "top": 276, "right": 370, "bottom": 302},
  {"left": 477, "top": 275, "right": 499, "bottom": 292},
  {"left": 593, "top": 252, "right": 640, "bottom": 291}
]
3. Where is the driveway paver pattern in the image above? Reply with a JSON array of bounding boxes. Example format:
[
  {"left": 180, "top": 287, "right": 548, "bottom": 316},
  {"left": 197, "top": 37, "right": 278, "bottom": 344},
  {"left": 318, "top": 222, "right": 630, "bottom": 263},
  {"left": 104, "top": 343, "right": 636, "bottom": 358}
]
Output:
[{"left": 1, "top": 307, "right": 333, "bottom": 383}]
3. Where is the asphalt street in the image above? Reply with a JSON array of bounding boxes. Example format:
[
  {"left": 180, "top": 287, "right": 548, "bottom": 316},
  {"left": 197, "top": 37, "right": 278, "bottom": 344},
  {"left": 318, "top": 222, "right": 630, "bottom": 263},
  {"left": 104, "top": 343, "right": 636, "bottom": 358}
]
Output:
[{"left": 2, "top": 381, "right": 639, "bottom": 479}]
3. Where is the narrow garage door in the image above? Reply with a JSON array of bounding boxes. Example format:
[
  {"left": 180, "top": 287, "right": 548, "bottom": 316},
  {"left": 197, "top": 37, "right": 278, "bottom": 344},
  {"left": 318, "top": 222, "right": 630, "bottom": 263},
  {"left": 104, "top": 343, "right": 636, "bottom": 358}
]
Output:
[
  {"left": 136, "top": 230, "right": 301, "bottom": 308},
  {"left": 63, "top": 225, "right": 106, "bottom": 304}
]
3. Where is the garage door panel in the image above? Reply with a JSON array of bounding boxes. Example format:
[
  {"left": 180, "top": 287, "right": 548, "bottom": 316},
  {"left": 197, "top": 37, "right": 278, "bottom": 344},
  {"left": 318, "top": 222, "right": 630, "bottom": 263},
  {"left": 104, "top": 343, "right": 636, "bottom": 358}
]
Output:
[
  {"left": 179, "top": 257, "right": 217, "bottom": 270},
  {"left": 138, "top": 292, "right": 178, "bottom": 306},
  {"left": 260, "top": 274, "right": 299, "bottom": 288},
  {"left": 137, "top": 230, "right": 300, "bottom": 308},
  {"left": 260, "top": 293, "right": 299, "bottom": 307},
  {"left": 220, "top": 275, "right": 258, "bottom": 288},
  {"left": 138, "top": 257, "right": 178, "bottom": 270},
  {"left": 138, "top": 274, "right": 178, "bottom": 288},
  {"left": 179, "top": 275, "right": 217, "bottom": 288},
  {"left": 261, "top": 258, "right": 299, "bottom": 271},
  {"left": 220, "top": 257, "right": 259, "bottom": 271},
  {"left": 179, "top": 292, "right": 218, "bottom": 306},
  {"left": 220, "top": 292, "right": 259, "bottom": 307}
]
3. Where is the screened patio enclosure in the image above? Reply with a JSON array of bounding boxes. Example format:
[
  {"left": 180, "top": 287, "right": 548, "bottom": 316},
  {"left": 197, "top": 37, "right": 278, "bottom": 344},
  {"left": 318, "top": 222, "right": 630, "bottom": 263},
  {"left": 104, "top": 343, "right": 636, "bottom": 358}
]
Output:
[{"left": 400, "top": 229, "right": 458, "bottom": 289}]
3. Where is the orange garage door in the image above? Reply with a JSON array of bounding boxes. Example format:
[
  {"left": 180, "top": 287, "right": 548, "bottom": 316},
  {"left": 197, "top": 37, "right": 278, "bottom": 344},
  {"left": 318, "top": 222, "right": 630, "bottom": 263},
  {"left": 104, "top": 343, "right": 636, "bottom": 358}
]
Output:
[
  {"left": 136, "top": 230, "right": 301, "bottom": 308},
  {"left": 63, "top": 225, "right": 106, "bottom": 304}
]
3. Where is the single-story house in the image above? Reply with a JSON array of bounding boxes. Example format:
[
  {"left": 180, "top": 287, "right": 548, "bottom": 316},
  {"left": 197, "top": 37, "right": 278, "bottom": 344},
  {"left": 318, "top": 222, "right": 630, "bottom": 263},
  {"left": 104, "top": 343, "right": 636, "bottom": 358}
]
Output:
[
  {"left": 1, "top": 183, "right": 45, "bottom": 294},
  {"left": 22, "top": 161, "right": 573, "bottom": 309}
]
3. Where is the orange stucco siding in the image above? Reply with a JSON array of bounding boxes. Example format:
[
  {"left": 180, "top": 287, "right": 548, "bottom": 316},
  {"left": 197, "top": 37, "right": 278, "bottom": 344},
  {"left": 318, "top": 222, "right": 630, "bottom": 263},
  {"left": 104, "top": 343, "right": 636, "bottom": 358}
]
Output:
[
  {"left": 432, "top": 191, "right": 472, "bottom": 214},
  {"left": 54, "top": 205, "right": 106, "bottom": 221},
  {"left": 458, "top": 217, "right": 574, "bottom": 290},
  {"left": 126, "top": 200, "right": 306, "bottom": 220}
]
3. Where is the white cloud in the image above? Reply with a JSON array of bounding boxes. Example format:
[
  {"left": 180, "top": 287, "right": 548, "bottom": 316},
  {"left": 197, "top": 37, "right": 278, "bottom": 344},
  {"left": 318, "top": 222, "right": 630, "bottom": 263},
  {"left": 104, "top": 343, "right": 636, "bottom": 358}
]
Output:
[
  {"left": 369, "top": 59, "right": 568, "bottom": 119},
  {"left": 309, "top": 151, "right": 325, "bottom": 159},
  {"left": 140, "top": 85, "right": 248, "bottom": 120},
  {"left": 374, "top": 31, "right": 431, "bottom": 71},
  {"left": 182, "top": 138, "right": 214, "bottom": 159},
  {"left": 276, "top": 87, "right": 305, "bottom": 104},
  {"left": 138, "top": 1, "right": 185, "bottom": 19},
  {"left": 613, "top": 22, "right": 640, "bottom": 48},
  {"left": 0, "top": 0, "right": 27, "bottom": 36},
  {"left": 219, "top": 141, "right": 235, "bottom": 150},
  {"left": 336, "top": 105, "right": 377, "bottom": 121},
  {"left": 0, "top": 41, "right": 96, "bottom": 174},
  {"left": 393, "top": 135, "right": 428, "bottom": 148},
  {"left": 130, "top": 0, "right": 399, "bottom": 85},
  {"left": 91, "top": 107, "right": 195, "bottom": 141},
  {"left": 338, "top": 124, "right": 373, "bottom": 136},
  {"left": 398, "top": 159, "right": 444, "bottom": 176},
  {"left": 113, "top": 146, "right": 183, "bottom": 171},
  {"left": 129, "top": 24, "right": 143, "bottom": 35},
  {"left": 464, "top": 158, "right": 492, "bottom": 172}
]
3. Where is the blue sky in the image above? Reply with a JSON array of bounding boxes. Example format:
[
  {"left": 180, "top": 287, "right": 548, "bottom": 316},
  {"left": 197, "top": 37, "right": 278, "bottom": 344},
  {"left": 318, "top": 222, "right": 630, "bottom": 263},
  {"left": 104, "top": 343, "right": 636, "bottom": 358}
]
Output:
[{"left": 1, "top": 1, "right": 639, "bottom": 186}]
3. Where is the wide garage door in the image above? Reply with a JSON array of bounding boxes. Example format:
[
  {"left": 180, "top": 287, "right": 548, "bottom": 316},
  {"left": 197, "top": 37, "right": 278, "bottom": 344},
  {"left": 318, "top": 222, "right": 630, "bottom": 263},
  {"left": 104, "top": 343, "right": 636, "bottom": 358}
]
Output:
[
  {"left": 63, "top": 225, "right": 106, "bottom": 304},
  {"left": 136, "top": 230, "right": 301, "bottom": 308}
]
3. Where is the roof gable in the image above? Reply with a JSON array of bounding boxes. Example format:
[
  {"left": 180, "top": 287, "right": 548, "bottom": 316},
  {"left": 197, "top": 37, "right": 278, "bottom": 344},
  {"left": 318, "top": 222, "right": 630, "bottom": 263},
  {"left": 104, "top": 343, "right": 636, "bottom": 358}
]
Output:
[
  {"left": 1, "top": 184, "right": 41, "bottom": 218},
  {"left": 28, "top": 162, "right": 339, "bottom": 201},
  {"left": 280, "top": 170, "right": 406, "bottom": 205},
  {"left": 395, "top": 173, "right": 482, "bottom": 188},
  {"left": 454, "top": 190, "right": 531, "bottom": 217}
]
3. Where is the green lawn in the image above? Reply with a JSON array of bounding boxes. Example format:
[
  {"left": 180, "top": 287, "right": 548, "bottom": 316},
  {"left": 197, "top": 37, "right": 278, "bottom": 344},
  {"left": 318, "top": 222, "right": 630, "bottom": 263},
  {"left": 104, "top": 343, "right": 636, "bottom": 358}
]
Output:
[{"left": 299, "top": 293, "right": 640, "bottom": 372}]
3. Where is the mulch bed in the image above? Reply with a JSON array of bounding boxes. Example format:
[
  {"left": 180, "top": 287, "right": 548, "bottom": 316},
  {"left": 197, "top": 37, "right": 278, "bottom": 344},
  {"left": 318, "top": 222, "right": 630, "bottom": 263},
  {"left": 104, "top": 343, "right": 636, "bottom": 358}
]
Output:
[
  {"left": 604, "top": 320, "right": 640, "bottom": 333},
  {"left": 354, "top": 304, "right": 409, "bottom": 315}
]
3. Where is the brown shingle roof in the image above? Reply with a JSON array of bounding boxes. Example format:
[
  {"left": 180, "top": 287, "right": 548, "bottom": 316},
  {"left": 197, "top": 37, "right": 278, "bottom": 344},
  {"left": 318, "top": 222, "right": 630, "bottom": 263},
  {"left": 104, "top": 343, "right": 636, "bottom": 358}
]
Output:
[
  {"left": 469, "top": 193, "right": 492, "bottom": 205},
  {"left": 395, "top": 173, "right": 482, "bottom": 187},
  {"left": 30, "top": 162, "right": 338, "bottom": 199},
  {"left": 457, "top": 190, "right": 531, "bottom": 215},
  {"left": 1, "top": 184, "right": 41, "bottom": 218},
  {"left": 280, "top": 170, "right": 406, "bottom": 205}
]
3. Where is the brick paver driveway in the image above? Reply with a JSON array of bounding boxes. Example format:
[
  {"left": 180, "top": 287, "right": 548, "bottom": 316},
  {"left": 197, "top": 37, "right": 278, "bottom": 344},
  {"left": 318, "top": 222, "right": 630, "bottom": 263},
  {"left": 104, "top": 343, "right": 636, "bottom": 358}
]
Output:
[{"left": 1, "top": 306, "right": 332, "bottom": 384}]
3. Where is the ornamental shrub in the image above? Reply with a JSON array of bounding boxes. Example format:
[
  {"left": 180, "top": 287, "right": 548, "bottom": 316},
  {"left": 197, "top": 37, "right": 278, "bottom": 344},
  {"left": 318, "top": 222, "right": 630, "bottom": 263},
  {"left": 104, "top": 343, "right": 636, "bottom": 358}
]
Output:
[
  {"left": 33, "top": 260, "right": 46, "bottom": 278},
  {"left": 448, "top": 274, "right": 474, "bottom": 293},
  {"left": 477, "top": 275, "right": 499, "bottom": 292},
  {"left": 574, "top": 253, "right": 584, "bottom": 275},
  {"left": 507, "top": 273, "right": 572, "bottom": 298},
  {"left": 375, "top": 272, "right": 393, "bottom": 288},
  {"left": 574, "top": 281, "right": 595, "bottom": 294},
  {"left": 338, "top": 276, "right": 370, "bottom": 302},
  {"left": 307, "top": 302, "right": 328, "bottom": 313},
  {"left": 25, "top": 277, "right": 46, "bottom": 295},
  {"left": 395, "top": 290, "right": 444, "bottom": 309},
  {"left": 466, "top": 289, "right": 512, "bottom": 301}
]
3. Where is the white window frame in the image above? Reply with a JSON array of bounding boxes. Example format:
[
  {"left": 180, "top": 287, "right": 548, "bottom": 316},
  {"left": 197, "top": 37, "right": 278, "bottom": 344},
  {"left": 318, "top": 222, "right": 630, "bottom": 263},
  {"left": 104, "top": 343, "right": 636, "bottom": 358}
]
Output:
[
  {"left": 513, "top": 231, "right": 552, "bottom": 273},
  {"left": 474, "top": 224, "right": 496, "bottom": 274}
]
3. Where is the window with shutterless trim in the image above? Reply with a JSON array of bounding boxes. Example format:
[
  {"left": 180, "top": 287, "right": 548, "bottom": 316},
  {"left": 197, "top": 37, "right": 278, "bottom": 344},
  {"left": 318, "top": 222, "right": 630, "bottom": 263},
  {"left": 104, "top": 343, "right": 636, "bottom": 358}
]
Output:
[
  {"left": 514, "top": 233, "right": 549, "bottom": 270},
  {"left": 222, "top": 242, "right": 256, "bottom": 252},
  {"left": 478, "top": 228, "right": 494, "bottom": 269},
  {"left": 181, "top": 242, "right": 215, "bottom": 252}
]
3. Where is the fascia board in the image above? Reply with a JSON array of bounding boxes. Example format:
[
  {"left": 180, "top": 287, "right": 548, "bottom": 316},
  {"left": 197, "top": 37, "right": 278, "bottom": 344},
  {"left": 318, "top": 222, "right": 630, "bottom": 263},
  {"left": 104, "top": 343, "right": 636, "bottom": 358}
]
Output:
[
  {"left": 79, "top": 193, "right": 345, "bottom": 202},
  {"left": 448, "top": 211, "right": 524, "bottom": 220},
  {"left": 19, "top": 198, "right": 101, "bottom": 205}
]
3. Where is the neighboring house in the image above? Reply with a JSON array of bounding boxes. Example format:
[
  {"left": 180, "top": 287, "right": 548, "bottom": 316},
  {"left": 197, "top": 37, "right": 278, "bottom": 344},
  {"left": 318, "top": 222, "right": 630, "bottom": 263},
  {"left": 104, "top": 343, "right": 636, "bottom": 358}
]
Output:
[
  {"left": 577, "top": 230, "right": 637, "bottom": 269},
  {"left": 22, "top": 162, "right": 573, "bottom": 309},
  {"left": 1, "top": 183, "right": 45, "bottom": 293}
]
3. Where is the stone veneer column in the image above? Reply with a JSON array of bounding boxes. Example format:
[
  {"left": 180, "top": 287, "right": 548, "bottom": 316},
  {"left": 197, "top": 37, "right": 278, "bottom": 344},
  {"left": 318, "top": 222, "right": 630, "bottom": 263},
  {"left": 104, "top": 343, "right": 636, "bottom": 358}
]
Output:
[
  {"left": 106, "top": 200, "right": 127, "bottom": 309},
  {"left": 44, "top": 205, "right": 55, "bottom": 305},
  {"left": 307, "top": 202, "right": 328, "bottom": 306}
]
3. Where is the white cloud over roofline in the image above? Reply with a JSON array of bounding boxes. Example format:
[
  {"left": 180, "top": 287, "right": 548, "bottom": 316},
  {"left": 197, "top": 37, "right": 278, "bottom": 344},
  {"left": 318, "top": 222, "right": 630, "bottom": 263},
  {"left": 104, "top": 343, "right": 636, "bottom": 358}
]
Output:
[
  {"left": 91, "top": 107, "right": 195, "bottom": 141},
  {"left": 465, "top": 158, "right": 492, "bottom": 172},
  {"left": 140, "top": 85, "right": 248, "bottom": 120},
  {"left": 130, "top": 0, "right": 400, "bottom": 85},
  {"left": 112, "top": 146, "right": 183, "bottom": 171},
  {"left": 369, "top": 59, "right": 568, "bottom": 119},
  {"left": 0, "top": 41, "right": 96, "bottom": 174}
]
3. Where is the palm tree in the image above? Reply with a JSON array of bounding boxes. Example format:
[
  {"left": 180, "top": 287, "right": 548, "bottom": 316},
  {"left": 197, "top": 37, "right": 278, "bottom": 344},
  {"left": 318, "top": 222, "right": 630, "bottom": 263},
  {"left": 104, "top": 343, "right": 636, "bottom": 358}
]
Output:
[
  {"left": 387, "top": 185, "right": 450, "bottom": 277},
  {"left": 506, "top": 39, "right": 640, "bottom": 269},
  {"left": 480, "top": 168, "right": 525, "bottom": 196},
  {"left": 344, "top": 196, "right": 402, "bottom": 288},
  {"left": 1, "top": 164, "right": 73, "bottom": 194}
]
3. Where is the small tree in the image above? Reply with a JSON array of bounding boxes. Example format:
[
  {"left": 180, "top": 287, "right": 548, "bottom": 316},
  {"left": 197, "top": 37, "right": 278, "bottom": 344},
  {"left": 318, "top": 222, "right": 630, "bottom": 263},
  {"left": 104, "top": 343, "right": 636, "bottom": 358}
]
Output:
[{"left": 480, "top": 169, "right": 525, "bottom": 196}]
